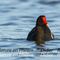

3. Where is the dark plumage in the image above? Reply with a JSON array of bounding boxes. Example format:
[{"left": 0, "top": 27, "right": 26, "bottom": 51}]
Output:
[{"left": 27, "top": 15, "right": 54, "bottom": 45}]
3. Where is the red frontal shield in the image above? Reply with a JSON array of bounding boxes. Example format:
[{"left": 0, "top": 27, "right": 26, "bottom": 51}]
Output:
[{"left": 42, "top": 16, "right": 47, "bottom": 25}]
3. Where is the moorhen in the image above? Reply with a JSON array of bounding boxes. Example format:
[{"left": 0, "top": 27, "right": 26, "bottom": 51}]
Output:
[{"left": 27, "top": 15, "right": 54, "bottom": 45}]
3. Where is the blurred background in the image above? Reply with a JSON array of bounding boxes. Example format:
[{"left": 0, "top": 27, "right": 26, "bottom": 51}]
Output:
[{"left": 0, "top": 0, "right": 60, "bottom": 60}]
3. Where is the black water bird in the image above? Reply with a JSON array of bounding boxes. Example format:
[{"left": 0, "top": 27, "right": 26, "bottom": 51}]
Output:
[{"left": 27, "top": 15, "right": 54, "bottom": 45}]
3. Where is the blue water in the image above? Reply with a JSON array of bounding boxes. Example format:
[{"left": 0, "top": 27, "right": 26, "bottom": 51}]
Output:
[{"left": 0, "top": 0, "right": 60, "bottom": 60}]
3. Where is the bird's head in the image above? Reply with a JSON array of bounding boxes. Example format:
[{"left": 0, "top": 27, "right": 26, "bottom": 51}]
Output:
[{"left": 36, "top": 15, "right": 48, "bottom": 27}]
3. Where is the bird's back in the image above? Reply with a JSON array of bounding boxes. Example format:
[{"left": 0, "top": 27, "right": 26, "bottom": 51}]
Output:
[{"left": 27, "top": 26, "right": 44, "bottom": 43}]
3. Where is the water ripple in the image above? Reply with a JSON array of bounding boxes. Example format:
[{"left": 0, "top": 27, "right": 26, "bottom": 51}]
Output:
[
  {"left": 9, "top": 16, "right": 19, "bottom": 21},
  {"left": 0, "top": 9, "right": 10, "bottom": 13},
  {"left": 38, "top": 1, "right": 60, "bottom": 5},
  {"left": 20, "top": 16, "right": 34, "bottom": 18},
  {"left": 1, "top": 38, "right": 26, "bottom": 41},
  {"left": 18, "top": 0, "right": 28, "bottom": 2},
  {"left": 0, "top": 22, "right": 17, "bottom": 26}
]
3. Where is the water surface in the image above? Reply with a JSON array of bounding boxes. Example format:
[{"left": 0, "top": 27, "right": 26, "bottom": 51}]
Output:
[{"left": 0, "top": 0, "right": 60, "bottom": 60}]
